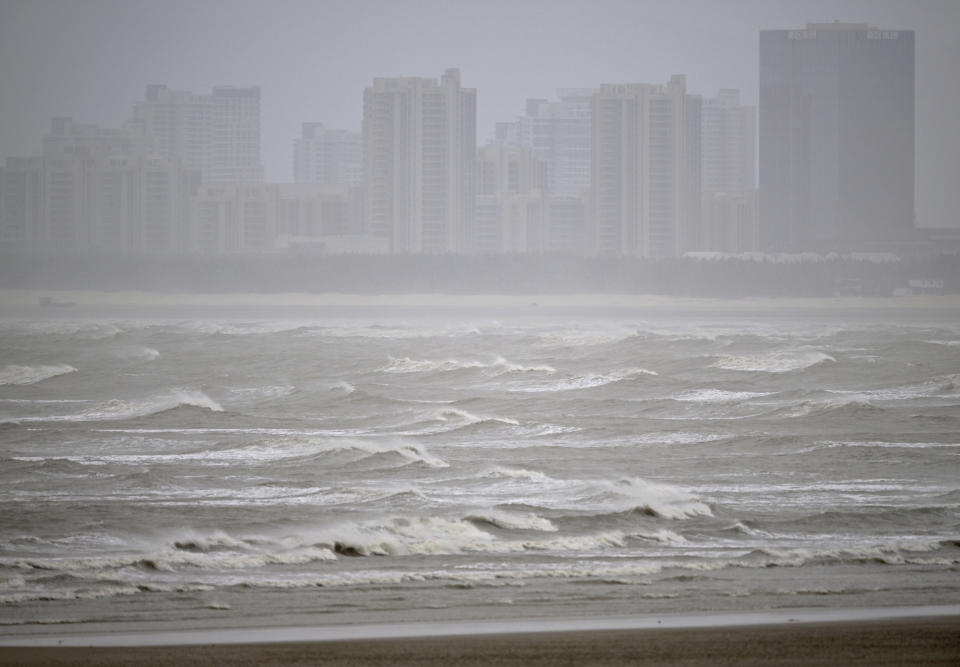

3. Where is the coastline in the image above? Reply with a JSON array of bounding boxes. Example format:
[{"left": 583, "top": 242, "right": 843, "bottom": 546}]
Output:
[
  {"left": 2, "top": 605, "right": 958, "bottom": 647},
  {"left": 1, "top": 609, "right": 957, "bottom": 665},
  {"left": 3, "top": 287, "right": 960, "bottom": 312}
]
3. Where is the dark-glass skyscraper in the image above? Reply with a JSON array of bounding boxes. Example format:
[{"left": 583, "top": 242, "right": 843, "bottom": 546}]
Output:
[{"left": 759, "top": 23, "right": 914, "bottom": 251}]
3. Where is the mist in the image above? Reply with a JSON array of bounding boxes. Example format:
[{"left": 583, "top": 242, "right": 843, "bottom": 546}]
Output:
[
  {"left": 0, "top": 0, "right": 958, "bottom": 298},
  {"left": 1, "top": 2, "right": 960, "bottom": 659}
]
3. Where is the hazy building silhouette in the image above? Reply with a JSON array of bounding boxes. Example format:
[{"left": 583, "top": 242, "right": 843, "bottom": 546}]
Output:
[
  {"left": 590, "top": 76, "right": 701, "bottom": 257},
  {"left": 759, "top": 22, "right": 915, "bottom": 251},
  {"left": 701, "top": 90, "right": 757, "bottom": 252},
  {"left": 293, "top": 123, "right": 362, "bottom": 188},
  {"left": 0, "top": 118, "right": 198, "bottom": 253},
  {"left": 362, "top": 68, "right": 476, "bottom": 253},
  {"left": 497, "top": 90, "right": 595, "bottom": 198},
  {"left": 133, "top": 85, "right": 264, "bottom": 185},
  {"left": 475, "top": 141, "right": 546, "bottom": 253},
  {"left": 191, "top": 182, "right": 370, "bottom": 254}
]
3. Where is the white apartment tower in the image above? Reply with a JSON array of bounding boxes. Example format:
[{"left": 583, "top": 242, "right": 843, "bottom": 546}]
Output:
[
  {"left": 293, "top": 123, "right": 362, "bottom": 187},
  {"left": 363, "top": 68, "right": 476, "bottom": 253},
  {"left": 133, "top": 85, "right": 263, "bottom": 185},
  {"left": 590, "top": 76, "right": 700, "bottom": 257}
]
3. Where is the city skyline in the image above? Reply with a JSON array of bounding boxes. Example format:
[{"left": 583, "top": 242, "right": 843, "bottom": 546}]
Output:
[{"left": 1, "top": 0, "right": 957, "bottom": 229}]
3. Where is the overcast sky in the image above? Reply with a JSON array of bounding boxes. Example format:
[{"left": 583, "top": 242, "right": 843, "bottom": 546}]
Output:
[{"left": 1, "top": 0, "right": 957, "bottom": 227}]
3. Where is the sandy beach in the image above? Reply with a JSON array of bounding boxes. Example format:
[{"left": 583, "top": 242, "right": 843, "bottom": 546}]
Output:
[{"left": 1, "top": 616, "right": 958, "bottom": 665}]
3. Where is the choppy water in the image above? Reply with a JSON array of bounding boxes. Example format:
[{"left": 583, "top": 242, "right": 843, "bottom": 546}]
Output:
[{"left": 1, "top": 299, "right": 959, "bottom": 631}]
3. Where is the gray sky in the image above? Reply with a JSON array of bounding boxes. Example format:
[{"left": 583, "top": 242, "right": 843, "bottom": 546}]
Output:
[{"left": 1, "top": 0, "right": 957, "bottom": 227}]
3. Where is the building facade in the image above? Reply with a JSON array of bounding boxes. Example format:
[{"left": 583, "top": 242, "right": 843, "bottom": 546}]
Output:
[
  {"left": 700, "top": 89, "right": 757, "bottom": 252},
  {"left": 0, "top": 118, "right": 199, "bottom": 253},
  {"left": 133, "top": 84, "right": 264, "bottom": 185},
  {"left": 474, "top": 141, "right": 547, "bottom": 254},
  {"left": 759, "top": 23, "right": 914, "bottom": 251},
  {"left": 590, "top": 76, "right": 701, "bottom": 257},
  {"left": 362, "top": 68, "right": 476, "bottom": 253},
  {"left": 497, "top": 90, "right": 595, "bottom": 198},
  {"left": 293, "top": 123, "right": 362, "bottom": 188}
]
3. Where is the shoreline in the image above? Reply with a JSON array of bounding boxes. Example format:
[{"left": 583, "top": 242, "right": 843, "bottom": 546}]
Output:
[
  {"left": 2, "top": 604, "right": 958, "bottom": 647},
  {"left": 1, "top": 614, "right": 957, "bottom": 666},
  {"left": 2, "top": 287, "right": 960, "bottom": 311}
]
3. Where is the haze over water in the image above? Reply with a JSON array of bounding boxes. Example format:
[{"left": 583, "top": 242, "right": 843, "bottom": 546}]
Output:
[{"left": 1, "top": 297, "right": 958, "bottom": 631}]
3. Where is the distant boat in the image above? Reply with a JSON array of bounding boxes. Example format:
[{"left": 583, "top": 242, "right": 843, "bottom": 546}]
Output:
[{"left": 38, "top": 296, "right": 76, "bottom": 308}]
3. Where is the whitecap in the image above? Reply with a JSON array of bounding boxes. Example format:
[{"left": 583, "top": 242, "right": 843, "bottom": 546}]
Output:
[
  {"left": 464, "top": 509, "right": 558, "bottom": 532},
  {"left": 0, "top": 364, "right": 77, "bottom": 386},
  {"left": 711, "top": 350, "right": 835, "bottom": 373},
  {"left": 478, "top": 466, "right": 553, "bottom": 483},
  {"left": 511, "top": 367, "right": 657, "bottom": 393},
  {"left": 14, "top": 389, "right": 223, "bottom": 422},
  {"left": 584, "top": 477, "right": 713, "bottom": 519},
  {"left": 672, "top": 389, "right": 774, "bottom": 403},
  {"left": 382, "top": 355, "right": 554, "bottom": 376}
]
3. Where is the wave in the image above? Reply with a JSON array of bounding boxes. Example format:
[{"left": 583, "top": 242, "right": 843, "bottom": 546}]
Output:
[
  {"left": 773, "top": 397, "right": 884, "bottom": 419},
  {"left": 0, "top": 583, "right": 217, "bottom": 605},
  {"left": 809, "top": 440, "right": 960, "bottom": 451},
  {"left": 8, "top": 437, "right": 448, "bottom": 470},
  {"left": 477, "top": 466, "right": 553, "bottom": 483},
  {"left": 711, "top": 350, "right": 835, "bottom": 373},
  {"left": 226, "top": 384, "right": 296, "bottom": 402},
  {"left": 511, "top": 367, "right": 657, "bottom": 393},
  {"left": 672, "top": 389, "right": 774, "bottom": 403},
  {"left": 739, "top": 540, "right": 960, "bottom": 568},
  {"left": 0, "top": 321, "right": 122, "bottom": 340},
  {"left": 315, "top": 516, "right": 632, "bottom": 558},
  {"left": 167, "top": 320, "right": 313, "bottom": 337},
  {"left": 347, "top": 440, "right": 449, "bottom": 468},
  {"left": 0, "top": 364, "right": 77, "bottom": 386},
  {"left": 537, "top": 329, "right": 637, "bottom": 348},
  {"left": 382, "top": 355, "right": 555, "bottom": 376},
  {"left": 9, "top": 389, "right": 223, "bottom": 423},
  {"left": 464, "top": 510, "right": 557, "bottom": 532},
  {"left": 923, "top": 339, "right": 960, "bottom": 347},
  {"left": 395, "top": 408, "right": 519, "bottom": 436},
  {"left": 1, "top": 546, "right": 338, "bottom": 577},
  {"left": 110, "top": 345, "right": 160, "bottom": 361},
  {"left": 580, "top": 477, "right": 713, "bottom": 519},
  {"left": 825, "top": 375, "right": 960, "bottom": 402}
]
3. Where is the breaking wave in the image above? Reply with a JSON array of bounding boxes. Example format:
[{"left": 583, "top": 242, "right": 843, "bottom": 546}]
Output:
[
  {"left": 382, "top": 355, "right": 555, "bottom": 375},
  {"left": 580, "top": 477, "right": 713, "bottom": 519},
  {"left": 511, "top": 367, "right": 657, "bottom": 392},
  {"left": 11, "top": 389, "right": 223, "bottom": 422},
  {"left": 0, "top": 364, "right": 77, "bottom": 386},
  {"left": 711, "top": 350, "right": 835, "bottom": 373},
  {"left": 464, "top": 510, "right": 558, "bottom": 532}
]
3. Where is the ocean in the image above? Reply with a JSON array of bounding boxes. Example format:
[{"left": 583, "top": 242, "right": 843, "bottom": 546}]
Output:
[{"left": 1, "top": 295, "right": 958, "bottom": 634}]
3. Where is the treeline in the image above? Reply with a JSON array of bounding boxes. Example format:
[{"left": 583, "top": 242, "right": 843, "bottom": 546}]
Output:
[{"left": 1, "top": 251, "right": 958, "bottom": 297}]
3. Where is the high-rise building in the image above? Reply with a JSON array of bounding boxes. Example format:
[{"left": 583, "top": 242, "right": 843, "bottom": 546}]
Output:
[
  {"left": 759, "top": 22, "right": 914, "bottom": 251},
  {"left": 0, "top": 118, "right": 199, "bottom": 253},
  {"left": 590, "top": 76, "right": 700, "bottom": 257},
  {"left": 701, "top": 89, "right": 757, "bottom": 252},
  {"left": 362, "top": 68, "right": 476, "bottom": 253},
  {"left": 474, "top": 141, "right": 546, "bottom": 253},
  {"left": 497, "top": 90, "right": 595, "bottom": 198},
  {"left": 293, "top": 123, "right": 362, "bottom": 188},
  {"left": 133, "top": 85, "right": 263, "bottom": 185}
]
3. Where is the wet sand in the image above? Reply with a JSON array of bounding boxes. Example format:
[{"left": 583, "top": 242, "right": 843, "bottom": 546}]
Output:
[{"left": 2, "top": 616, "right": 958, "bottom": 666}]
